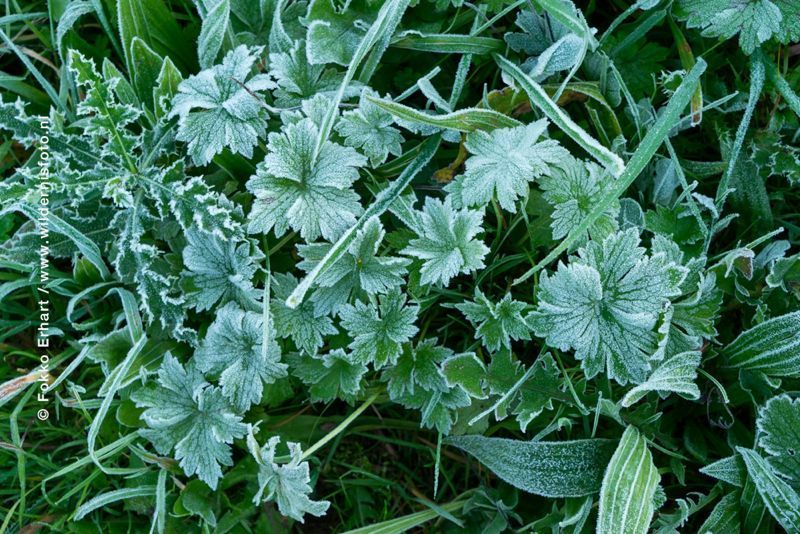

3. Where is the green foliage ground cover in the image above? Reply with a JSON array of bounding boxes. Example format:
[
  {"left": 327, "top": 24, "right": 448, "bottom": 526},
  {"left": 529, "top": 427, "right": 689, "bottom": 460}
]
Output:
[{"left": 1, "top": 0, "right": 799, "bottom": 532}]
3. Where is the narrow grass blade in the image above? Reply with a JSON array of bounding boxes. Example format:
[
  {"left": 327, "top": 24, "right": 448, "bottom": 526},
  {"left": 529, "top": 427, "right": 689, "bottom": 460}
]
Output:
[
  {"left": 758, "top": 49, "right": 800, "bottom": 120},
  {"left": 534, "top": 0, "right": 598, "bottom": 51},
  {"left": 369, "top": 96, "right": 522, "bottom": 132},
  {"left": 313, "top": 0, "right": 410, "bottom": 163},
  {"left": 17, "top": 204, "right": 112, "bottom": 280},
  {"left": 495, "top": 54, "right": 625, "bottom": 177},
  {"left": 391, "top": 33, "right": 504, "bottom": 54},
  {"left": 342, "top": 501, "right": 464, "bottom": 534},
  {"left": 286, "top": 136, "right": 440, "bottom": 308},
  {"left": 715, "top": 53, "right": 764, "bottom": 208},
  {"left": 74, "top": 486, "right": 156, "bottom": 520},
  {"left": 87, "top": 335, "right": 147, "bottom": 474},
  {"left": 513, "top": 58, "right": 707, "bottom": 285},
  {"left": 0, "top": 27, "right": 64, "bottom": 112}
]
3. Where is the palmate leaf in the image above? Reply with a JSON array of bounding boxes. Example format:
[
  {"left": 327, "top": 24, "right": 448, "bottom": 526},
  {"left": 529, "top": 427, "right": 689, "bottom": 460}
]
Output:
[
  {"left": 305, "top": 0, "right": 379, "bottom": 66},
  {"left": 290, "top": 349, "right": 368, "bottom": 403},
  {"left": 170, "top": 45, "right": 275, "bottom": 165},
  {"left": 597, "top": 425, "right": 661, "bottom": 534},
  {"left": 181, "top": 229, "right": 259, "bottom": 312},
  {"left": 538, "top": 156, "right": 619, "bottom": 244},
  {"left": 382, "top": 338, "right": 452, "bottom": 399},
  {"left": 271, "top": 273, "right": 337, "bottom": 355},
  {"left": 339, "top": 290, "right": 419, "bottom": 368},
  {"left": 132, "top": 354, "right": 247, "bottom": 489},
  {"left": 454, "top": 290, "right": 532, "bottom": 352},
  {"left": 269, "top": 42, "right": 353, "bottom": 107},
  {"left": 445, "top": 119, "right": 567, "bottom": 213},
  {"left": 195, "top": 303, "right": 288, "bottom": 412},
  {"left": 677, "top": 0, "right": 800, "bottom": 54},
  {"left": 336, "top": 88, "right": 404, "bottom": 166},
  {"left": 529, "top": 229, "right": 687, "bottom": 385},
  {"left": 246, "top": 432, "right": 330, "bottom": 522},
  {"left": 297, "top": 216, "right": 410, "bottom": 315},
  {"left": 401, "top": 196, "right": 489, "bottom": 287},
  {"left": 447, "top": 435, "right": 617, "bottom": 498},
  {"left": 246, "top": 117, "right": 366, "bottom": 241},
  {"left": 757, "top": 394, "right": 800, "bottom": 484}
]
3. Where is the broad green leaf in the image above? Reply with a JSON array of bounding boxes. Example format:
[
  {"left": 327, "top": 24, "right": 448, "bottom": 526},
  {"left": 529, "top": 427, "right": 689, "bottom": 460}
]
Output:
[
  {"left": 620, "top": 351, "right": 702, "bottom": 407},
  {"left": 290, "top": 349, "right": 368, "bottom": 403},
  {"left": 391, "top": 32, "right": 505, "bottom": 54},
  {"left": 676, "top": 0, "right": 800, "bottom": 54},
  {"left": 382, "top": 338, "right": 452, "bottom": 399},
  {"left": 597, "top": 425, "right": 661, "bottom": 534},
  {"left": 723, "top": 311, "right": 800, "bottom": 376},
  {"left": 336, "top": 88, "right": 404, "bottom": 166},
  {"left": 700, "top": 454, "right": 746, "bottom": 487},
  {"left": 305, "top": 0, "right": 379, "bottom": 66},
  {"left": 697, "top": 492, "right": 740, "bottom": 534},
  {"left": 272, "top": 273, "right": 337, "bottom": 355},
  {"left": 447, "top": 435, "right": 616, "bottom": 497},
  {"left": 737, "top": 447, "right": 800, "bottom": 532},
  {"left": 117, "top": 0, "right": 191, "bottom": 73},
  {"left": 130, "top": 37, "right": 163, "bottom": 111},
  {"left": 198, "top": 0, "right": 230, "bottom": 68}
]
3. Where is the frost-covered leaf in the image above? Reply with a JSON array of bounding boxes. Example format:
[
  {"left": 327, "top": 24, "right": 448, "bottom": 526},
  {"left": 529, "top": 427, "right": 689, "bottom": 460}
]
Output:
[
  {"left": 621, "top": 351, "right": 702, "bottom": 407},
  {"left": 170, "top": 45, "right": 275, "bottom": 165},
  {"left": 297, "top": 216, "right": 410, "bottom": 315},
  {"left": 442, "top": 352, "right": 487, "bottom": 399},
  {"left": 269, "top": 42, "right": 351, "bottom": 107},
  {"left": 272, "top": 272, "right": 337, "bottom": 355},
  {"left": 677, "top": 0, "right": 800, "bottom": 54},
  {"left": 132, "top": 354, "right": 247, "bottom": 489},
  {"left": 598, "top": 425, "right": 661, "bottom": 534},
  {"left": 181, "top": 230, "right": 259, "bottom": 312},
  {"left": 290, "top": 349, "right": 367, "bottom": 403},
  {"left": 447, "top": 435, "right": 617, "bottom": 497},
  {"left": 195, "top": 303, "right": 288, "bottom": 412},
  {"left": 538, "top": 156, "right": 619, "bottom": 244},
  {"left": 757, "top": 394, "right": 800, "bottom": 484},
  {"left": 396, "top": 384, "right": 470, "bottom": 434},
  {"left": 455, "top": 290, "right": 531, "bottom": 352},
  {"left": 401, "top": 196, "right": 489, "bottom": 286},
  {"left": 445, "top": 120, "right": 567, "bottom": 212},
  {"left": 700, "top": 454, "right": 746, "bottom": 487},
  {"left": 723, "top": 311, "right": 800, "bottom": 376},
  {"left": 336, "top": 88, "right": 404, "bottom": 166},
  {"left": 698, "top": 492, "right": 740, "bottom": 533},
  {"left": 305, "top": 0, "right": 379, "bottom": 66},
  {"left": 529, "top": 229, "right": 687, "bottom": 385},
  {"left": 246, "top": 118, "right": 366, "bottom": 241},
  {"left": 68, "top": 50, "right": 141, "bottom": 164},
  {"left": 339, "top": 290, "right": 419, "bottom": 368},
  {"left": 247, "top": 432, "right": 330, "bottom": 522},
  {"left": 382, "top": 338, "right": 451, "bottom": 399},
  {"left": 737, "top": 447, "right": 800, "bottom": 532}
]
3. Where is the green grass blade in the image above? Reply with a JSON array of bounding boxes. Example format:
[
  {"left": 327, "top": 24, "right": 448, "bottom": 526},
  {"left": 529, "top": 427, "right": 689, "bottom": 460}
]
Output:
[
  {"left": 369, "top": 96, "right": 522, "bottom": 132},
  {"left": 513, "top": 58, "right": 707, "bottom": 285},
  {"left": 495, "top": 54, "right": 626, "bottom": 177},
  {"left": 74, "top": 486, "right": 156, "bottom": 520}
]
